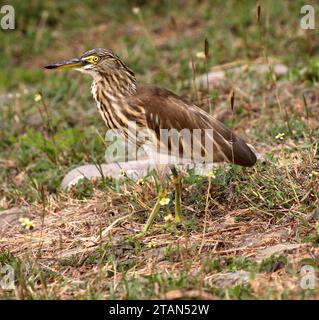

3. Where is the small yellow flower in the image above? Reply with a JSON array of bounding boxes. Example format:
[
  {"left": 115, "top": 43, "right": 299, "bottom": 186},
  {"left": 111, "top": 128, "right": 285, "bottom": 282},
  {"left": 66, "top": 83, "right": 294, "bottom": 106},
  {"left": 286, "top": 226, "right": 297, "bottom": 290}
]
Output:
[
  {"left": 25, "top": 221, "right": 34, "bottom": 230},
  {"left": 159, "top": 197, "right": 170, "bottom": 206},
  {"left": 136, "top": 179, "right": 145, "bottom": 186},
  {"left": 147, "top": 239, "right": 157, "bottom": 248},
  {"left": 275, "top": 132, "right": 285, "bottom": 140},
  {"left": 164, "top": 213, "right": 174, "bottom": 222},
  {"left": 196, "top": 51, "right": 206, "bottom": 59},
  {"left": 19, "top": 217, "right": 34, "bottom": 230},
  {"left": 309, "top": 171, "right": 319, "bottom": 178},
  {"left": 207, "top": 171, "right": 216, "bottom": 179},
  {"left": 119, "top": 169, "right": 126, "bottom": 177},
  {"left": 34, "top": 94, "right": 42, "bottom": 102},
  {"left": 19, "top": 217, "right": 25, "bottom": 224},
  {"left": 132, "top": 7, "right": 140, "bottom": 15}
]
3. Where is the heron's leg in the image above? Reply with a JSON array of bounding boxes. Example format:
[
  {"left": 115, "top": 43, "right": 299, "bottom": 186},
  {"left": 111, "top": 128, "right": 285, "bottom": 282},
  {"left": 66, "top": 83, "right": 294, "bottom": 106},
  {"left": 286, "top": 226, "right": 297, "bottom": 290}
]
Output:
[
  {"left": 143, "top": 187, "right": 164, "bottom": 233},
  {"left": 170, "top": 166, "right": 182, "bottom": 223},
  {"left": 143, "top": 164, "right": 167, "bottom": 233}
]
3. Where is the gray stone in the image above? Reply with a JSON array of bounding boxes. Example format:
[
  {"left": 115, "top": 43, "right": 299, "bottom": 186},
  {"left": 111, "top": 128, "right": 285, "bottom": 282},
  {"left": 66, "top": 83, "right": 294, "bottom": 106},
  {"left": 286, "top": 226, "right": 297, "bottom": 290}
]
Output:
[
  {"left": 255, "top": 243, "right": 300, "bottom": 261},
  {"left": 0, "top": 207, "right": 30, "bottom": 234},
  {"left": 61, "top": 159, "right": 158, "bottom": 189}
]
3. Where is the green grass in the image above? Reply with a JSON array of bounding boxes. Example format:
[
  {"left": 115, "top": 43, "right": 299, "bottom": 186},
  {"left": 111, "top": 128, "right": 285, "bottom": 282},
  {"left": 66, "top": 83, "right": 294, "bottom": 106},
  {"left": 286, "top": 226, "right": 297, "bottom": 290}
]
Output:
[{"left": 0, "top": 0, "right": 319, "bottom": 299}]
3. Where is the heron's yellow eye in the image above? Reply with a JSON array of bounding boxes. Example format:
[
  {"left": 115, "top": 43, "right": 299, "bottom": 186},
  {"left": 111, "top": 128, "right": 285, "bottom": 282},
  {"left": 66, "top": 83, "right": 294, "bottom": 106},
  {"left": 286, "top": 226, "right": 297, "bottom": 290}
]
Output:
[{"left": 85, "top": 55, "right": 100, "bottom": 64}]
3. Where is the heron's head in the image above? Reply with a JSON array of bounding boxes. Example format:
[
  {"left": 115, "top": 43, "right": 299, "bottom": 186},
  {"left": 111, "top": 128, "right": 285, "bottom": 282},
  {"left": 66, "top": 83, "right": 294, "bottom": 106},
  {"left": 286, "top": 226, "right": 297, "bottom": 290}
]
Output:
[{"left": 44, "top": 48, "right": 129, "bottom": 77}]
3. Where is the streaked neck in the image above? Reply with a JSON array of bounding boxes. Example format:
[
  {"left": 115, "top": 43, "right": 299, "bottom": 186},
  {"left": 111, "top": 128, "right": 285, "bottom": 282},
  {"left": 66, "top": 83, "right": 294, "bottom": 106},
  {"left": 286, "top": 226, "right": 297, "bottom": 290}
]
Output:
[{"left": 93, "top": 67, "right": 137, "bottom": 100}]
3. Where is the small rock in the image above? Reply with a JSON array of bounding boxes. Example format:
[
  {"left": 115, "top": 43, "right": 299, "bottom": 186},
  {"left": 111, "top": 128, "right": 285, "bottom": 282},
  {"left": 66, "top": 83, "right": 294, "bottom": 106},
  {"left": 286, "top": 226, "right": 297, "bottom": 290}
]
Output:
[
  {"left": 61, "top": 159, "right": 158, "bottom": 189},
  {"left": 255, "top": 243, "right": 300, "bottom": 262},
  {"left": 207, "top": 271, "right": 250, "bottom": 289},
  {"left": 0, "top": 207, "right": 30, "bottom": 234}
]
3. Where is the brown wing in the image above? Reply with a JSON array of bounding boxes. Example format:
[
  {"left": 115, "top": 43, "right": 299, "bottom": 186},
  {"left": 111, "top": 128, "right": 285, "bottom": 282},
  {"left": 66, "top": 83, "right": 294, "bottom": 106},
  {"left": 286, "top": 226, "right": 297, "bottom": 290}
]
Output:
[{"left": 126, "top": 85, "right": 256, "bottom": 167}]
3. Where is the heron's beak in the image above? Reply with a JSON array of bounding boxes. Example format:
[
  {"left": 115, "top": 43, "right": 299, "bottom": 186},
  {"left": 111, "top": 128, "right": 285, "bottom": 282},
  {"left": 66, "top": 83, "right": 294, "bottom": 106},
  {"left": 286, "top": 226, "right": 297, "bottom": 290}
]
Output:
[{"left": 44, "top": 57, "right": 84, "bottom": 69}]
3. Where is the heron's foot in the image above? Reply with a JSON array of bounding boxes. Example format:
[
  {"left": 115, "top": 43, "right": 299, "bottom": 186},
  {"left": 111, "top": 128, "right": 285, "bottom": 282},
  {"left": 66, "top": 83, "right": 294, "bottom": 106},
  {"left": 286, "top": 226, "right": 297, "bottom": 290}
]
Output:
[
  {"left": 142, "top": 188, "right": 167, "bottom": 233},
  {"left": 162, "top": 211, "right": 182, "bottom": 227},
  {"left": 134, "top": 231, "right": 147, "bottom": 239},
  {"left": 174, "top": 214, "right": 182, "bottom": 224}
]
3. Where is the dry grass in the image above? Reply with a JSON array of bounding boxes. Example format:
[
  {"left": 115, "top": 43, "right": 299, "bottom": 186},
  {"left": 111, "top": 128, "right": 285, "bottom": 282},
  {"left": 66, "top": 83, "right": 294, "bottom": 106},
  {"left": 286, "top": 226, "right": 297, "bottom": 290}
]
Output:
[
  {"left": 1, "top": 65, "right": 319, "bottom": 299},
  {"left": 1, "top": 152, "right": 319, "bottom": 299}
]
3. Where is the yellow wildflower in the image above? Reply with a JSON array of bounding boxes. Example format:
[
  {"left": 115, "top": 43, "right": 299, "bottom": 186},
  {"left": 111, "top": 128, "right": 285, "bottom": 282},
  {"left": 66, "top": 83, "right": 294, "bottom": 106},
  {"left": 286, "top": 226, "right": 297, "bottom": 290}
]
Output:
[
  {"left": 34, "top": 94, "right": 42, "bottom": 102},
  {"left": 147, "top": 239, "right": 157, "bottom": 248},
  {"left": 119, "top": 169, "right": 126, "bottom": 177},
  {"left": 136, "top": 179, "right": 145, "bottom": 186},
  {"left": 196, "top": 51, "right": 206, "bottom": 59},
  {"left": 132, "top": 7, "right": 140, "bottom": 15},
  {"left": 309, "top": 171, "right": 318, "bottom": 178},
  {"left": 19, "top": 217, "right": 34, "bottom": 230},
  {"left": 25, "top": 221, "right": 34, "bottom": 230},
  {"left": 164, "top": 213, "right": 174, "bottom": 222},
  {"left": 159, "top": 197, "right": 170, "bottom": 206},
  {"left": 275, "top": 132, "right": 285, "bottom": 140}
]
